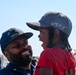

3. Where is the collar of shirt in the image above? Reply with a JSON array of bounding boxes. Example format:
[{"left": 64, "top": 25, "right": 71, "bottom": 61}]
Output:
[{"left": 6, "top": 63, "right": 31, "bottom": 75}]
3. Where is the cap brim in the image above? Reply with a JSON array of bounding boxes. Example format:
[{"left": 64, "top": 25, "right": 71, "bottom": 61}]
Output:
[
  {"left": 26, "top": 22, "right": 40, "bottom": 30},
  {"left": 26, "top": 22, "right": 49, "bottom": 30},
  {"left": 13, "top": 32, "right": 33, "bottom": 41},
  {"left": 22, "top": 32, "right": 33, "bottom": 39},
  {"left": 8, "top": 32, "right": 33, "bottom": 45}
]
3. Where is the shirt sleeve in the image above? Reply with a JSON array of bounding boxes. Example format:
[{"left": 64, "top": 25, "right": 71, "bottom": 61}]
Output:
[{"left": 37, "top": 48, "right": 53, "bottom": 70}]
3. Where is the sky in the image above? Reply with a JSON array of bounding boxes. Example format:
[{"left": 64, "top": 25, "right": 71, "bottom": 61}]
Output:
[{"left": 0, "top": 0, "right": 76, "bottom": 56}]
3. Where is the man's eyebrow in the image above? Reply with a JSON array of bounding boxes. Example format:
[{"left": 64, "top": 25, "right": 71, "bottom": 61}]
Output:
[{"left": 11, "top": 39, "right": 19, "bottom": 44}]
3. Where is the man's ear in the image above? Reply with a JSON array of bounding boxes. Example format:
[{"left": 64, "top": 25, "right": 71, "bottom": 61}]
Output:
[{"left": 3, "top": 51, "right": 9, "bottom": 58}]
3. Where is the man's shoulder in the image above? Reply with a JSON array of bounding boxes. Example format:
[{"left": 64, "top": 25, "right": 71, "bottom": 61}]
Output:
[{"left": 0, "top": 68, "right": 11, "bottom": 75}]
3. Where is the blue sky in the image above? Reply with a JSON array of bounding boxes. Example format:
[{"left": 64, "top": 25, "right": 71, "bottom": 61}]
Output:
[{"left": 0, "top": 0, "right": 76, "bottom": 56}]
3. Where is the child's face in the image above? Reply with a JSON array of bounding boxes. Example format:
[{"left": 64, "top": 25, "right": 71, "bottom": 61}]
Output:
[{"left": 38, "top": 28, "right": 49, "bottom": 49}]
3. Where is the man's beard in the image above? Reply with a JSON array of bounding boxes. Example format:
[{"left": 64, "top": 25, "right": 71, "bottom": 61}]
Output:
[{"left": 8, "top": 49, "right": 32, "bottom": 67}]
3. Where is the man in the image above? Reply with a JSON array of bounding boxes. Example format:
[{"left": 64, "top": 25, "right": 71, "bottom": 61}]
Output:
[{"left": 0, "top": 28, "right": 35, "bottom": 75}]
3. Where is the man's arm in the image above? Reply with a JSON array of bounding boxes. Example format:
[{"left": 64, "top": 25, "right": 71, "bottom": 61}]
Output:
[
  {"left": 65, "top": 69, "right": 75, "bottom": 75},
  {"left": 40, "top": 67, "right": 53, "bottom": 75}
]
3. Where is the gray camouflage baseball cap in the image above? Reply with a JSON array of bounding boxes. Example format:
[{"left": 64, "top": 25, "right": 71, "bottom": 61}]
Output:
[{"left": 26, "top": 11, "right": 72, "bottom": 36}]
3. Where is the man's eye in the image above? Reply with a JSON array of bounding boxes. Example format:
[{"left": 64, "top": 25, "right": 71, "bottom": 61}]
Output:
[
  {"left": 13, "top": 44, "right": 20, "bottom": 48},
  {"left": 23, "top": 38, "right": 28, "bottom": 44}
]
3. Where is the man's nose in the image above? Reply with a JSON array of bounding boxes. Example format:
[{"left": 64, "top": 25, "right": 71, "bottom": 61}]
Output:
[{"left": 27, "top": 45, "right": 32, "bottom": 50}]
